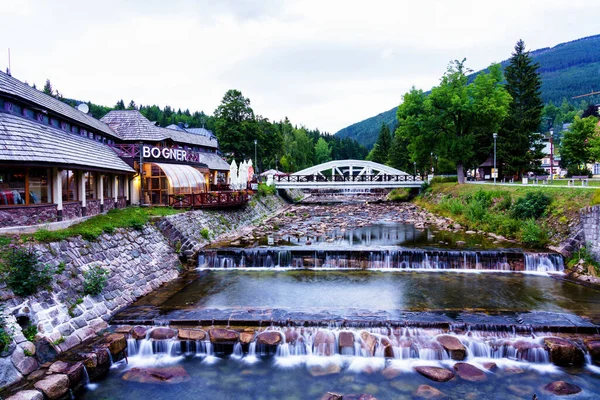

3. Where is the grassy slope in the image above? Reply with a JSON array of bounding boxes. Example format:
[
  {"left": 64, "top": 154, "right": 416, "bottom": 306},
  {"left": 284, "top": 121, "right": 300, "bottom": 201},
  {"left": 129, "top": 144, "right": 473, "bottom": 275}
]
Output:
[{"left": 416, "top": 183, "right": 600, "bottom": 248}]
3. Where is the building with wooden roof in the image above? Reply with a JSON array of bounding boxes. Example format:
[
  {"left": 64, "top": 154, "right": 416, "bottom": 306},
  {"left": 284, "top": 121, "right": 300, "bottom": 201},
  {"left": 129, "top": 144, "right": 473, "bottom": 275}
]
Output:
[{"left": 0, "top": 70, "right": 240, "bottom": 228}]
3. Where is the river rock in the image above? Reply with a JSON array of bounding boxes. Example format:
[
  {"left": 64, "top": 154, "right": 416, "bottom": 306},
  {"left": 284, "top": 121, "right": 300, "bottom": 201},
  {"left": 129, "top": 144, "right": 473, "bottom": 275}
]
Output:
[
  {"left": 453, "top": 362, "right": 487, "bottom": 382},
  {"left": 122, "top": 366, "right": 191, "bottom": 384},
  {"left": 360, "top": 331, "right": 377, "bottom": 357},
  {"left": 414, "top": 366, "right": 454, "bottom": 382},
  {"left": 209, "top": 328, "right": 239, "bottom": 343},
  {"left": 33, "top": 374, "right": 69, "bottom": 400},
  {"left": 178, "top": 329, "right": 206, "bottom": 341},
  {"left": 436, "top": 335, "right": 466, "bottom": 360},
  {"left": 543, "top": 380, "right": 582, "bottom": 395},
  {"left": 131, "top": 326, "right": 148, "bottom": 339},
  {"left": 149, "top": 327, "right": 176, "bottom": 340},
  {"left": 338, "top": 331, "right": 355, "bottom": 348},
  {"left": 114, "top": 325, "right": 133, "bottom": 334},
  {"left": 381, "top": 366, "right": 402, "bottom": 380},
  {"left": 314, "top": 330, "right": 336, "bottom": 356},
  {"left": 49, "top": 361, "right": 84, "bottom": 385},
  {"left": 257, "top": 331, "right": 282, "bottom": 346},
  {"left": 308, "top": 363, "right": 341, "bottom": 377},
  {"left": 380, "top": 337, "right": 395, "bottom": 358},
  {"left": 284, "top": 329, "right": 298, "bottom": 344},
  {"left": 5, "top": 390, "right": 44, "bottom": 400},
  {"left": 543, "top": 337, "right": 585, "bottom": 367},
  {"left": 414, "top": 384, "right": 445, "bottom": 399},
  {"left": 240, "top": 331, "right": 255, "bottom": 344},
  {"left": 584, "top": 338, "right": 600, "bottom": 365},
  {"left": 11, "top": 347, "right": 39, "bottom": 375},
  {"left": 0, "top": 356, "right": 23, "bottom": 392},
  {"left": 34, "top": 338, "right": 58, "bottom": 364},
  {"left": 105, "top": 333, "right": 127, "bottom": 355},
  {"left": 481, "top": 362, "right": 497, "bottom": 371}
]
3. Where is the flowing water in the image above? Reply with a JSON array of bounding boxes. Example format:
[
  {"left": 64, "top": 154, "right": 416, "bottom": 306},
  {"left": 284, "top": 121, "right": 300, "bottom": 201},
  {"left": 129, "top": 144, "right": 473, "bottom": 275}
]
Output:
[{"left": 84, "top": 207, "right": 600, "bottom": 399}]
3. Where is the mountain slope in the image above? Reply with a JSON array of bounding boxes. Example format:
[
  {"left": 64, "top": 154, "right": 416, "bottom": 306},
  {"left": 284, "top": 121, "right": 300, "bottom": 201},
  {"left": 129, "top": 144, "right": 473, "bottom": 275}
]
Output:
[{"left": 336, "top": 34, "right": 600, "bottom": 148}]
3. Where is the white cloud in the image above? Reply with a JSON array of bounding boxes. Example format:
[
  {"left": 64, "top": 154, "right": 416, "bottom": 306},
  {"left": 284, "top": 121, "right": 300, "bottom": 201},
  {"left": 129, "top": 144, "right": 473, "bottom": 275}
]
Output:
[{"left": 1, "top": 0, "right": 599, "bottom": 133}]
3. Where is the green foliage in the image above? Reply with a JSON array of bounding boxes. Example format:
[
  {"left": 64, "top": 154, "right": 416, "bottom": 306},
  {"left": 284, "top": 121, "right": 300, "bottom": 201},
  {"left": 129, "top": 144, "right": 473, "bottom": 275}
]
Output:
[
  {"left": 439, "top": 196, "right": 465, "bottom": 215},
  {"left": 560, "top": 116, "right": 599, "bottom": 173},
  {"left": 0, "top": 247, "right": 53, "bottom": 296},
  {"left": 370, "top": 123, "right": 392, "bottom": 164},
  {"left": 430, "top": 176, "right": 458, "bottom": 183},
  {"left": 82, "top": 265, "right": 109, "bottom": 296},
  {"left": 257, "top": 183, "right": 276, "bottom": 197},
  {"left": 495, "top": 194, "right": 513, "bottom": 211},
  {"left": 568, "top": 244, "right": 600, "bottom": 274},
  {"left": 387, "top": 188, "right": 411, "bottom": 202},
  {"left": 511, "top": 192, "right": 552, "bottom": 219},
  {"left": 465, "top": 198, "right": 489, "bottom": 223},
  {"left": 200, "top": 228, "right": 210, "bottom": 240},
  {"left": 31, "top": 207, "right": 181, "bottom": 243},
  {"left": 67, "top": 298, "right": 83, "bottom": 318},
  {"left": 52, "top": 336, "right": 65, "bottom": 345},
  {"left": 396, "top": 60, "right": 511, "bottom": 183},
  {"left": 592, "top": 190, "right": 600, "bottom": 206},
  {"left": 22, "top": 323, "right": 37, "bottom": 342},
  {"left": 498, "top": 40, "right": 545, "bottom": 178},
  {"left": 519, "top": 219, "right": 549, "bottom": 247},
  {"left": 314, "top": 137, "right": 332, "bottom": 164},
  {"left": 0, "top": 305, "right": 11, "bottom": 353}
]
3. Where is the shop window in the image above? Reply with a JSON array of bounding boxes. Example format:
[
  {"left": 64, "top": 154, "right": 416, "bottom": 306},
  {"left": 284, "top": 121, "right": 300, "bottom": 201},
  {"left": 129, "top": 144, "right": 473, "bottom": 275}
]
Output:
[
  {"left": 0, "top": 167, "right": 26, "bottom": 205},
  {"left": 84, "top": 172, "right": 96, "bottom": 199},
  {"left": 28, "top": 168, "right": 51, "bottom": 204},
  {"left": 61, "top": 170, "right": 78, "bottom": 201},
  {"left": 102, "top": 175, "right": 112, "bottom": 198}
]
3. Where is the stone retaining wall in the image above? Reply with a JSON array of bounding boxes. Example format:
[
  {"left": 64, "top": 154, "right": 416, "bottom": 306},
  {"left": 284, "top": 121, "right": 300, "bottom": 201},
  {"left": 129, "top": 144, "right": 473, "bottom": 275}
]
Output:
[{"left": 554, "top": 205, "right": 600, "bottom": 259}]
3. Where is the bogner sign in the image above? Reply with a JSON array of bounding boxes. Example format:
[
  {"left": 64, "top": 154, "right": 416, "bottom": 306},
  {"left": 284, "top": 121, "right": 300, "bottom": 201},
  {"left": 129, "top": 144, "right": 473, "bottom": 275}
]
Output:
[{"left": 142, "top": 145, "right": 189, "bottom": 162}]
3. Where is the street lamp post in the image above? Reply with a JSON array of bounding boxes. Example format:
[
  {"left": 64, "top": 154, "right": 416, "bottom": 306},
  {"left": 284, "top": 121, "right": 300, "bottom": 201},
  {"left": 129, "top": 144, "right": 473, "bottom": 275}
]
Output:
[
  {"left": 493, "top": 133, "right": 498, "bottom": 185},
  {"left": 549, "top": 128, "right": 554, "bottom": 180},
  {"left": 413, "top": 161, "right": 417, "bottom": 179},
  {"left": 254, "top": 139, "right": 258, "bottom": 175}
]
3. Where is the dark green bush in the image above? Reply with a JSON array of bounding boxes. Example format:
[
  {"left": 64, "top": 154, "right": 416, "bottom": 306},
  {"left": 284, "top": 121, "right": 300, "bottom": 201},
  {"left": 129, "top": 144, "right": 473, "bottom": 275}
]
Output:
[
  {"left": 520, "top": 219, "right": 549, "bottom": 247},
  {"left": 0, "top": 247, "right": 53, "bottom": 296},
  {"left": 430, "top": 176, "right": 458, "bottom": 183},
  {"left": 257, "top": 183, "right": 277, "bottom": 197},
  {"left": 22, "top": 323, "right": 37, "bottom": 342},
  {"left": 83, "top": 265, "right": 109, "bottom": 296},
  {"left": 0, "top": 305, "right": 10, "bottom": 352},
  {"left": 511, "top": 192, "right": 552, "bottom": 220},
  {"left": 388, "top": 188, "right": 412, "bottom": 202}
]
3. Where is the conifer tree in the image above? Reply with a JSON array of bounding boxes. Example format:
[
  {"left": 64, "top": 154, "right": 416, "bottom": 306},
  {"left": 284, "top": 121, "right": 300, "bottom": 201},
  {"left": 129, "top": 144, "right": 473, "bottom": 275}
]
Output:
[
  {"left": 370, "top": 123, "right": 392, "bottom": 164},
  {"left": 497, "top": 40, "right": 544, "bottom": 178},
  {"left": 42, "top": 79, "right": 53, "bottom": 96}
]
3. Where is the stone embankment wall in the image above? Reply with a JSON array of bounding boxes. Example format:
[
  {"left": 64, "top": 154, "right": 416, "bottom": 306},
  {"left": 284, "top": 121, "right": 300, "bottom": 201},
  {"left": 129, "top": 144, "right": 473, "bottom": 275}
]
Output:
[
  {"left": 158, "top": 194, "right": 287, "bottom": 262},
  {"left": 0, "top": 194, "right": 290, "bottom": 390},
  {"left": 554, "top": 205, "right": 600, "bottom": 259}
]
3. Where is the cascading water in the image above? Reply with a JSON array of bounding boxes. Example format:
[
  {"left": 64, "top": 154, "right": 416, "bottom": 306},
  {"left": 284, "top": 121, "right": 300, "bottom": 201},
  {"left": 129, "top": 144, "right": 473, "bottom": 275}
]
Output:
[{"left": 199, "top": 248, "right": 564, "bottom": 272}]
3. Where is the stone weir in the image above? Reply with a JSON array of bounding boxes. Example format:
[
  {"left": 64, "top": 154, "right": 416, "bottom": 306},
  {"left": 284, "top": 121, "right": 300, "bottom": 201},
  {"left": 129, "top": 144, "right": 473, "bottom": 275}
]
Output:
[
  {"left": 110, "top": 325, "right": 600, "bottom": 370},
  {"left": 198, "top": 247, "right": 564, "bottom": 272}
]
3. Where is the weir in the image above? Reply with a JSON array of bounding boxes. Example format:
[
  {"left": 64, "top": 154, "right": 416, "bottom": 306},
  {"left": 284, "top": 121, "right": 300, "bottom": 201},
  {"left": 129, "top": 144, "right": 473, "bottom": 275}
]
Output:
[{"left": 198, "top": 247, "right": 564, "bottom": 272}]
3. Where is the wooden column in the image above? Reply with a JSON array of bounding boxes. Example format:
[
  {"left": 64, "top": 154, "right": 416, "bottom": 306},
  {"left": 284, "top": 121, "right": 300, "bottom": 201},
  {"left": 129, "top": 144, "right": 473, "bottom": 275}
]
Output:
[
  {"left": 53, "top": 168, "right": 63, "bottom": 220},
  {"left": 99, "top": 174, "right": 104, "bottom": 212},
  {"left": 113, "top": 175, "right": 118, "bottom": 202},
  {"left": 79, "top": 171, "right": 86, "bottom": 216}
]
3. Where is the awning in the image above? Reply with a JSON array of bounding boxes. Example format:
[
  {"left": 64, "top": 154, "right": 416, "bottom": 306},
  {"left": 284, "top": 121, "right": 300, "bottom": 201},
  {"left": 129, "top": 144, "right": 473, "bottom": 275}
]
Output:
[{"left": 153, "top": 163, "right": 205, "bottom": 193}]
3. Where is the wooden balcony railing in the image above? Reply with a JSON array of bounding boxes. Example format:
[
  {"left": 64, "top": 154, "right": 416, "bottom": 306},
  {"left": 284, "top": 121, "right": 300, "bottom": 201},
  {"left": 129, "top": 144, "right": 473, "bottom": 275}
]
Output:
[{"left": 168, "top": 191, "right": 250, "bottom": 209}]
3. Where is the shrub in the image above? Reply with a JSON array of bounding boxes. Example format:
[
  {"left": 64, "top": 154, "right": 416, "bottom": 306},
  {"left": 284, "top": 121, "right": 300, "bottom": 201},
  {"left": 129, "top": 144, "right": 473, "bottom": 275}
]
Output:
[
  {"left": 494, "top": 194, "right": 513, "bottom": 211},
  {"left": 431, "top": 176, "right": 458, "bottom": 183},
  {"left": 520, "top": 219, "right": 549, "bottom": 247},
  {"left": 257, "top": 183, "right": 276, "bottom": 197},
  {"left": 200, "top": 228, "right": 210, "bottom": 240},
  {"left": 472, "top": 190, "right": 493, "bottom": 208},
  {"left": 0, "top": 247, "right": 53, "bottom": 296},
  {"left": 465, "top": 198, "right": 488, "bottom": 223},
  {"left": 568, "top": 244, "right": 600, "bottom": 275},
  {"left": 388, "top": 188, "right": 411, "bottom": 202},
  {"left": 22, "top": 323, "right": 37, "bottom": 342},
  {"left": 83, "top": 265, "right": 109, "bottom": 296},
  {"left": 511, "top": 192, "right": 552, "bottom": 220},
  {"left": 0, "top": 306, "right": 11, "bottom": 353}
]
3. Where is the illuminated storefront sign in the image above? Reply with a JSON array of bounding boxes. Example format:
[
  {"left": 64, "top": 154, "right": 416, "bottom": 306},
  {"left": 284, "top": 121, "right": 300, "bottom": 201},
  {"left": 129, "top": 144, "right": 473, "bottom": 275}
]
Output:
[{"left": 142, "top": 146, "right": 188, "bottom": 162}]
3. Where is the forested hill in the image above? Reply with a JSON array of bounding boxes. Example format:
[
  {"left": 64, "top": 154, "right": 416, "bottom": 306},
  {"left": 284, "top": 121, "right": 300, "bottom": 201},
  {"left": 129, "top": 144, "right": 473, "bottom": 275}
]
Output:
[{"left": 335, "top": 34, "right": 600, "bottom": 148}]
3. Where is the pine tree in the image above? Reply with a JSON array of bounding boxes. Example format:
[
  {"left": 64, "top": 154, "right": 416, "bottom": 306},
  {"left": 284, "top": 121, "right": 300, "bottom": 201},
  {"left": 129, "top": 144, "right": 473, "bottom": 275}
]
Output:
[
  {"left": 370, "top": 123, "right": 392, "bottom": 164},
  {"left": 115, "top": 99, "right": 125, "bottom": 110},
  {"left": 388, "top": 130, "right": 410, "bottom": 171},
  {"left": 497, "top": 40, "right": 544, "bottom": 178},
  {"left": 42, "top": 79, "right": 53, "bottom": 96},
  {"left": 127, "top": 100, "right": 137, "bottom": 110}
]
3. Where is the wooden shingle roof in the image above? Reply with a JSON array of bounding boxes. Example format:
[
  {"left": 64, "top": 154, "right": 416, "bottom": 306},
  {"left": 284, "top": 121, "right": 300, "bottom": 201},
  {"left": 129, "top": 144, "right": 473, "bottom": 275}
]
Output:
[
  {"left": 0, "top": 71, "right": 118, "bottom": 138},
  {"left": 0, "top": 112, "right": 134, "bottom": 173},
  {"left": 200, "top": 152, "right": 231, "bottom": 171},
  {"left": 101, "top": 110, "right": 218, "bottom": 148}
]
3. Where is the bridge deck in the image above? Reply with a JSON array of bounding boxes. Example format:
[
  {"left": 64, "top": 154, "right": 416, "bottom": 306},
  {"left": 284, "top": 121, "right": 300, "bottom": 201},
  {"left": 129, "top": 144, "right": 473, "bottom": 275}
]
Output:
[{"left": 274, "top": 174, "right": 423, "bottom": 189}]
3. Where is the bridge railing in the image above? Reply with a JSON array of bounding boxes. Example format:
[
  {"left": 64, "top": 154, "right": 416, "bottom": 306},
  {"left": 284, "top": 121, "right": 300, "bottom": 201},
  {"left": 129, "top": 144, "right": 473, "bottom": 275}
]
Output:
[{"left": 275, "top": 174, "right": 422, "bottom": 183}]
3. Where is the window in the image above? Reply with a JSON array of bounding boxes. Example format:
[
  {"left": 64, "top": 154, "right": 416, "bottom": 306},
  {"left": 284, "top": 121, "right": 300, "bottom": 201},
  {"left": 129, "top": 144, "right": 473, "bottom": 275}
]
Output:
[
  {"left": 61, "top": 170, "right": 78, "bottom": 201},
  {"left": 594, "top": 163, "right": 600, "bottom": 175},
  {"left": 71, "top": 125, "right": 79, "bottom": 135},
  {"left": 0, "top": 167, "right": 26, "bottom": 205},
  {"left": 23, "top": 108, "right": 34, "bottom": 119},
  {"left": 84, "top": 172, "right": 96, "bottom": 199},
  {"left": 102, "top": 175, "right": 112, "bottom": 198},
  {"left": 50, "top": 118, "right": 59, "bottom": 128},
  {"left": 117, "top": 176, "right": 126, "bottom": 197},
  {"left": 28, "top": 168, "right": 51, "bottom": 204},
  {"left": 81, "top": 129, "right": 87, "bottom": 137}
]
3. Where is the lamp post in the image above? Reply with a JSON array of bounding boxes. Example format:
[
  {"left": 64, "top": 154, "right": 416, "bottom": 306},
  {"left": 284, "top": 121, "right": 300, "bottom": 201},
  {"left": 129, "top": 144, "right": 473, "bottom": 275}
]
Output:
[
  {"left": 430, "top": 152, "right": 434, "bottom": 175},
  {"left": 254, "top": 139, "right": 258, "bottom": 175},
  {"left": 413, "top": 161, "right": 417, "bottom": 179},
  {"left": 493, "top": 133, "right": 498, "bottom": 185},
  {"left": 549, "top": 128, "right": 554, "bottom": 180}
]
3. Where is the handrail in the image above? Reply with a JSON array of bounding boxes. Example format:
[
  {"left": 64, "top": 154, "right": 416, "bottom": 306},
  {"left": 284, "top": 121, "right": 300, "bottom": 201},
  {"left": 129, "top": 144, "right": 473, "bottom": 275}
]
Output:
[
  {"left": 274, "top": 174, "right": 422, "bottom": 183},
  {"left": 168, "top": 191, "right": 250, "bottom": 208}
]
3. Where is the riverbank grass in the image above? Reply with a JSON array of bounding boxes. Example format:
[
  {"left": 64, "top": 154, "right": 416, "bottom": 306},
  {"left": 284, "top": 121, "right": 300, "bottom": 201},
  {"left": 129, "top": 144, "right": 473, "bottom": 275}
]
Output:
[
  {"left": 416, "top": 183, "right": 599, "bottom": 247},
  {"left": 32, "top": 207, "right": 184, "bottom": 242}
]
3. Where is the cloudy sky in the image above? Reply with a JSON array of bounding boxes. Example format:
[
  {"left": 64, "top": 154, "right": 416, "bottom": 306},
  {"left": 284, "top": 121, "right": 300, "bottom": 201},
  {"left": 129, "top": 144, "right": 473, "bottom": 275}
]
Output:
[{"left": 1, "top": 0, "right": 599, "bottom": 133}]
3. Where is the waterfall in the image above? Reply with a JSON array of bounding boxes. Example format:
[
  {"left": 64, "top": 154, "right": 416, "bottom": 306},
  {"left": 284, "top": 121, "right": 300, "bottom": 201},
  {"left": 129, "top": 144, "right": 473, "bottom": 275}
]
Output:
[{"left": 199, "top": 249, "right": 564, "bottom": 272}]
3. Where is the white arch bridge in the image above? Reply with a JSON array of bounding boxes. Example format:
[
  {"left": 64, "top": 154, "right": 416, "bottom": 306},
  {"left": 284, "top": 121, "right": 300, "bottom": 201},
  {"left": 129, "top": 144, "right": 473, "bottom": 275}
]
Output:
[{"left": 272, "top": 160, "right": 423, "bottom": 189}]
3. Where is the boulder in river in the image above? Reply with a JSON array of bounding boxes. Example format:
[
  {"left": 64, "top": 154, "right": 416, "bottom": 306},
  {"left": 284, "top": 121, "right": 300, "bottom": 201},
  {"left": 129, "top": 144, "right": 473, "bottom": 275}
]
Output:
[
  {"left": 104, "top": 333, "right": 127, "bottom": 355},
  {"left": 338, "top": 331, "right": 355, "bottom": 348},
  {"left": 414, "top": 384, "right": 445, "bottom": 399},
  {"left": 33, "top": 374, "right": 69, "bottom": 400},
  {"left": 5, "top": 390, "right": 44, "bottom": 400},
  {"left": 149, "top": 327, "right": 176, "bottom": 340},
  {"left": 543, "top": 337, "right": 585, "bottom": 367},
  {"left": 131, "top": 326, "right": 148, "bottom": 340},
  {"left": 314, "top": 330, "right": 336, "bottom": 356},
  {"left": 178, "top": 329, "right": 206, "bottom": 341},
  {"left": 584, "top": 338, "right": 600, "bottom": 365},
  {"left": 414, "top": 366, "right": 455, "bottom": 382},
  {"left": 436, "top": 335, "right": 466, "bottom": 360},
  {"left": 257, "top": 331, "right": 282, "bottom": 346},
  {"left": 543, "top": 380, "right": 582, "bottom": 396},
  {"left": 122, "top": 366, "right": 191, "bottom": 384},
  {"left": 453, "top": 362, "right": 487, "bottom": 382},
  {"left": 209, "top": 328, "right": 239, "bottom": 343}
]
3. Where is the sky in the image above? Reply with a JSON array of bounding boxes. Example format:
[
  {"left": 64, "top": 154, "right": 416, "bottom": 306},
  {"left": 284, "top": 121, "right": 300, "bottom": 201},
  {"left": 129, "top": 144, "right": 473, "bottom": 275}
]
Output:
[{"left": 1, "top": 0, "right": 599, "bottom": 134}]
